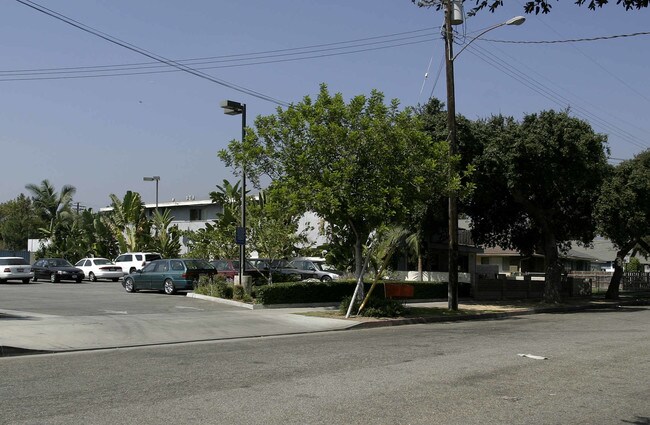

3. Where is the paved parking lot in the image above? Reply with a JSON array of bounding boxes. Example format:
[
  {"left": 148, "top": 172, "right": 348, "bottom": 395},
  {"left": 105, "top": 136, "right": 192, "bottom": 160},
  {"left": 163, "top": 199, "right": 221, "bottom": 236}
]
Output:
[
  {"left": 0, "top": 280, "right": 356, "bottom": 354},
  {"left": 0, "top": 279, "right": 240, "bottom": 317}
]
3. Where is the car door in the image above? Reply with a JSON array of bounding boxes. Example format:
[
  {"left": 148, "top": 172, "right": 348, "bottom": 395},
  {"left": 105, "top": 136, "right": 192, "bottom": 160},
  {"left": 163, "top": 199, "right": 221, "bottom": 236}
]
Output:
[
  {"left": 32, "top": 260, "right": 45, "bottom": 279},
  {"left": 148, "top": 260, "right": 169, "bottom": 291},
  {"left": 134, "top": 261, "right": 156, "bottom": 289}
]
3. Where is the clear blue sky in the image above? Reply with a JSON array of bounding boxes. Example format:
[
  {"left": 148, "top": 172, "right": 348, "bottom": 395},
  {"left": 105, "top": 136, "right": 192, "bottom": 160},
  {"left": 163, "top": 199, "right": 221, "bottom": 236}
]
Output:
[{"left": 2, "top": 1, "right": 648, "bottom": 210}]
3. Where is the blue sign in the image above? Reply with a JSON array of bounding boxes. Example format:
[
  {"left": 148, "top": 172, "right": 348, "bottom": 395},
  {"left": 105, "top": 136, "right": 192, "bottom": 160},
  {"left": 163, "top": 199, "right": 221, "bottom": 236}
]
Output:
[{"left": 235, "top": 227, "right": 246, "bottom": 245}]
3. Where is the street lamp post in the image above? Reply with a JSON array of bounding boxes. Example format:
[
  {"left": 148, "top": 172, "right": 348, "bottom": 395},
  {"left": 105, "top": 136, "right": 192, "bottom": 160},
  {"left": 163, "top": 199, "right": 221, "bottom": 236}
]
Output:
[
  {"left": 143, "top": 176, "right": 160, "bottom": 211},
  {"left": 443, "top": 3, "right": 524, "bottom": 310},
  {"left": 220, "top": 100, "right": 247, "bottom": 286}
]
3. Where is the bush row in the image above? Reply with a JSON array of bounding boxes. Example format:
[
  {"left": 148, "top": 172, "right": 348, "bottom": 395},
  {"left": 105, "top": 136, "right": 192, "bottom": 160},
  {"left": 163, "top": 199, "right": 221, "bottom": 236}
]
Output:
[{"left": 254, "top": 279, "right": 471, "bottom": 305}]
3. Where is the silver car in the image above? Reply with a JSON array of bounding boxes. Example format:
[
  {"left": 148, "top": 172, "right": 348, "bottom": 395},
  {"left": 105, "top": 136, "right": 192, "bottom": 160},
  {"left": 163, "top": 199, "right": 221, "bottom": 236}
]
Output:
[
  {"left": 289, "top": 257, "right": 343, "bottom": 282},
  {"left": 0, "top": 257, "right": 32, "bottom": 284}
]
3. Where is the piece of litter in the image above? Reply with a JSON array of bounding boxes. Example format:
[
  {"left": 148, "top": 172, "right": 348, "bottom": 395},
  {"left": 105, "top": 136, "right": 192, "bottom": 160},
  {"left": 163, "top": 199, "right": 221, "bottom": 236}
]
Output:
[
  {"left": 517, "top": 353, "right": 548, "bottom": 360},
  {"left": 502, "top": 396, "right": 521, "bottom": 402}
]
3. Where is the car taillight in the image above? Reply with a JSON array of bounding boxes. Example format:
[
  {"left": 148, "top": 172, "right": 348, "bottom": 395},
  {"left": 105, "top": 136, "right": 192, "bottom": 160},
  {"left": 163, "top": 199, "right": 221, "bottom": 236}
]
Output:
[
  {"left": 3, "top": 268, "right": 10, "bottom": 272},
  {"left": 181, "top": 273, "right": 187, "bottom": 278}
]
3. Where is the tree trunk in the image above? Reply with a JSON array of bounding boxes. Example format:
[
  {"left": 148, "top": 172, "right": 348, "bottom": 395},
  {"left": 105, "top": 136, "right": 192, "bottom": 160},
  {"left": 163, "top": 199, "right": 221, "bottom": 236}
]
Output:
[
  {"left": 418, "top": 254, "right": 423, "bottom": 282},
  {"left": 542, "top": 234, "right": 563, "bottom": 304},
  {"left": 605, "top": 247, "right": 631, "bottom": 299}
]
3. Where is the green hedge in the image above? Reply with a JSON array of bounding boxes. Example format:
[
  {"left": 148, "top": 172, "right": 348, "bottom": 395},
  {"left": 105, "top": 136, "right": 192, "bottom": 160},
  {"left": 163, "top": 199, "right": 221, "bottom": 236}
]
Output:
[{"left": 254, "top": 279, "right": 471, "bottom": 305}]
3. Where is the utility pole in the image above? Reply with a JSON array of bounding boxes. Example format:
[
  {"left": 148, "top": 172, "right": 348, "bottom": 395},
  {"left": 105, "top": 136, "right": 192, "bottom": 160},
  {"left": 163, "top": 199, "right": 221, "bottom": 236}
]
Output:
[{"left": 444, "top": 0, "right": 459, "bottom": 311}]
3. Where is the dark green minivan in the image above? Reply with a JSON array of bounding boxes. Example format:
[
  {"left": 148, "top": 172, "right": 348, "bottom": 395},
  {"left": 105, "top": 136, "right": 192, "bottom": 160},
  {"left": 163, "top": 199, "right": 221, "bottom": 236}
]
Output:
[{"left": 122, "top": 259, "right": 217, "bottom": 295}]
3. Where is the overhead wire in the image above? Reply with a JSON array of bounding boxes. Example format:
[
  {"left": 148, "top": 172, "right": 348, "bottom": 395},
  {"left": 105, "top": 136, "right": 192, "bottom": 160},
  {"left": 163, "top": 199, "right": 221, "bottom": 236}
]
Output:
[
  {"left": 15, "top": 0, "right": 289, "bottom": 106},
  {"left": 465, "top": 43, "right": 650, "bottom": 150},
  {"left": 0, "top": 37, "right": 437, "bottom": 81},
  {"left": 474, "top": 37, "right": 650, "bottom": 143}
]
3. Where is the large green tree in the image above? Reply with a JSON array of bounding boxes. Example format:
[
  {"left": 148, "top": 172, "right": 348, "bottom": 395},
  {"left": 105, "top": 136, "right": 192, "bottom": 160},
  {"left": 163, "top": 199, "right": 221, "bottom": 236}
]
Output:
[
  {"left": 219, "top": 85, "right": 450, "bottom": 277},
  {"left": 595, "top": 150, "right": 650, "bottom": 299},
  {"left": 467, "top": 110, "right": 609, "bottom": 303},
  {"left": 0, "top": 194, "right": 43, "bottom": 251}
]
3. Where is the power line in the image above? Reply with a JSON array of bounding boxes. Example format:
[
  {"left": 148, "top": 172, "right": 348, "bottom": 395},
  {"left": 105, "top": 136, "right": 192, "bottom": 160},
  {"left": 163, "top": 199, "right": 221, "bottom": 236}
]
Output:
[
  {"left": 0, "top": 28, "right": 438, "bottom": 74},
  {"left": 15, "top": 0, "right": 289, "bottom": 106},
  {"left": 482, "top": 31, "right": 650, "bottom": 44},
  {"left": 465, "top": 43, "right": 650, "bottom": 151},
  {"left": 0, "top": 38, "right": 437, "bottom": 81}
]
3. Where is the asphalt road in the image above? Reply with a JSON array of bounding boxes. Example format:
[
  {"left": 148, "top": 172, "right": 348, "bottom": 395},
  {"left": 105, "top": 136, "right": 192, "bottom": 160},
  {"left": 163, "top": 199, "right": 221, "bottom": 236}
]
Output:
[{"left": 1, "top": 305, "right": 649, "bottom": 424}]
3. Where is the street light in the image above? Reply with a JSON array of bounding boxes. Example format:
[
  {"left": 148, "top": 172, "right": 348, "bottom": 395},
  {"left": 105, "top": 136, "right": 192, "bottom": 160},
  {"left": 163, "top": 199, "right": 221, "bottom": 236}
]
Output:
[
  {"left": 143, "top": 176, "right": 160, "bottom": 211},
  {"left": 220, "top": 99, "right": 247, "bottom": 286},
  {"left": 443, "top": 5, "right": 524, "bottom": 310}
]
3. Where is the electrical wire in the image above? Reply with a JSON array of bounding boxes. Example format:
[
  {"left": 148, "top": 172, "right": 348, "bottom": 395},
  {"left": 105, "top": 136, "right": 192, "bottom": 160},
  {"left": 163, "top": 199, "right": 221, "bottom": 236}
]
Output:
[
  {"left": 0, "top": 38, "right": 437, "bottom": 81},
  {"left": 16, "top": 0, "right": 289, "bottom": 106},
  {"left": 482, "top": 31, "right": 650, "bottom": 44},
  {"left": 465, "top": 43, "right": 650, "bottom": 151}
]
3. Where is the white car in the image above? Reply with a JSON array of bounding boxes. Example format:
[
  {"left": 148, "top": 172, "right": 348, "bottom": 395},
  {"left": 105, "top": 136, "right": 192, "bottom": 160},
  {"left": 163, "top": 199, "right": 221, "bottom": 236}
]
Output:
[
  {"left": 114, "top": 252, "right": 162, "bottom": 275},
  {"left": 0, "top": 257, "right": 32, "bottom": 284},
  {"left": 74, "top": 258, "right": 124, "bottom": 282}
]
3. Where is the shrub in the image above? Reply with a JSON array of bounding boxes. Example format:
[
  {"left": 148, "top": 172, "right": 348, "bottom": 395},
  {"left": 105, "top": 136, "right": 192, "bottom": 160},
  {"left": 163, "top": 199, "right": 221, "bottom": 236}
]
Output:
[
  {"left": 339, "top": 295, "right": 405, "bottom": 318},
  {"left": 194, "top": 275, "right": 233, "bottom": 299}
]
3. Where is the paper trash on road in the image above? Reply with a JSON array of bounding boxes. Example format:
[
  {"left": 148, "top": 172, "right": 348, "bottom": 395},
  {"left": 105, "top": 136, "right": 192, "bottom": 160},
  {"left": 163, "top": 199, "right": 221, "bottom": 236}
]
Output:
[{"left": 517, "top": 353, "right": 548, "bottom": 360}]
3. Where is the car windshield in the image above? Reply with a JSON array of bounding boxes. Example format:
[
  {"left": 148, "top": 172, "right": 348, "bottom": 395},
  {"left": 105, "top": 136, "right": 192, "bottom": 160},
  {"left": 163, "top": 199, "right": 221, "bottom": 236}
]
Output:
[
  {"left": 184, "top": 260, "right": 215, "bottom": 270},
  {"left": 0, "top": 258, "right": 27, "bottom": 266},
  {"left": 50, "top": 259, "right": 73, "bottom": 267},
  {"left": 94, "top": 259, "right": 112, "bottom": 265},
  {"left": 316, "top": 262, "right": 338, "bottom": 271}
]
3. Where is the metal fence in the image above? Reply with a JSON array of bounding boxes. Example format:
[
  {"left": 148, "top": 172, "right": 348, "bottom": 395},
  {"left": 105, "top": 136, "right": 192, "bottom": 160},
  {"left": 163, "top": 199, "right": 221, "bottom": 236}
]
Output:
[
  {"left": 568, "top": 271, "right": 650, "bottom": 294},
  {"left": 0, "top": 250, "right": 30, "bottom": 263}
]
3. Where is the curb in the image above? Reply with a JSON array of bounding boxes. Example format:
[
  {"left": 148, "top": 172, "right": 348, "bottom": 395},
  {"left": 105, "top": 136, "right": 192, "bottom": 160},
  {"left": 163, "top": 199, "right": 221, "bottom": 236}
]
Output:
[{"left": 350, "top": 302, "right": 626, "bottom": 329}]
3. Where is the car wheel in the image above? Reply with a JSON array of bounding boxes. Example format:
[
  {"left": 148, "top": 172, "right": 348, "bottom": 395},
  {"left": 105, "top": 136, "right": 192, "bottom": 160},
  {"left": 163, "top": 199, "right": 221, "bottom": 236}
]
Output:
[
  {"left": 22, "top": 278, "right": 30, "bottom": 284},
  {"left": 163, "top": 279, "right": 176, "bottom": 295},
  {"left": 129, "top": 267, "right": 137, "bottom": 274},
  {"left": 50, "top": 273, "right": 59, "bottom": 283},
  {"left": 76, "top": 277, "right": 83, "bottom": 283},
  {"left": 88, "top": 272, "right": 97, "bottom": 282},
  {"left": 0, "top": 279, "right": 5, "bottom": 284},
  {"left": 124, "top": 277, "right": 136, "bottom": 293},
  {"left": 32, "top": 275, "right": 38, "bottom": 282},
  {"left": 321, "top": 275, "right": 332, "bottom": 282}
]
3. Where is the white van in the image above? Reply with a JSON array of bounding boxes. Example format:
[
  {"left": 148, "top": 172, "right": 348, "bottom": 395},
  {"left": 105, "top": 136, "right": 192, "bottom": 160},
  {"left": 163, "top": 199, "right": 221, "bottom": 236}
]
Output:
[{"left": 114, "top": 252, "right": 162, "bottom": 275}]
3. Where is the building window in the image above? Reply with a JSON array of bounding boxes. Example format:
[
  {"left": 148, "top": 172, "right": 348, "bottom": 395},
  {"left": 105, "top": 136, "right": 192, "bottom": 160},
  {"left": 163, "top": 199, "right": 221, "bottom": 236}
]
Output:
[{"left": 189, "top": 208, "right": 202, "bottom": 221}]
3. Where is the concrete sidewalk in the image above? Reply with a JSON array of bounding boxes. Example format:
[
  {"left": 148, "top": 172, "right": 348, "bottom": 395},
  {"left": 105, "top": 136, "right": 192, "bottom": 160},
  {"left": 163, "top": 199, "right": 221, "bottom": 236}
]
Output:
[
  {"left": 2, "top": 294, "right": 646, "bottom": 357},
  {"left": 0, "top": 306, "right": 359, "bottom": 356}
]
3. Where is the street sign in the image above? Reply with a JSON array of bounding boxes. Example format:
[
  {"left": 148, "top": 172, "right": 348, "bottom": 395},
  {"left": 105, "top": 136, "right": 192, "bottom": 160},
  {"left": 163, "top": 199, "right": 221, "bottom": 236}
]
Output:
[{"left": 235, "top": 227, "right": 246, "bottom": 245}]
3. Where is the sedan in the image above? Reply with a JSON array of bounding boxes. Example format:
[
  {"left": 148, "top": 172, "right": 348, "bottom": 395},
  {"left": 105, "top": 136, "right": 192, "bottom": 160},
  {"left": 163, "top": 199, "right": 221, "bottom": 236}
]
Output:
[
  {"left": 32, "top": 258, "right": 84, "bottom": 283},
  {"left": 122, "top": 259, "right": 217, "bottom": 295},
  {"left": 0, "top": 257, "right": 32, "bottom": 284},
  {"left": 75, "top": 257, "right": 124, "bottom": 282}
]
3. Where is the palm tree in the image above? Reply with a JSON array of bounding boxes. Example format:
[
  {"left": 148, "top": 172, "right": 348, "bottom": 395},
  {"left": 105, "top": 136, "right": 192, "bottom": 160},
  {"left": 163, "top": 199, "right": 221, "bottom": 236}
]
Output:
[
  {"left": 150, "top": 209, "right": 181, "bottom": 258},
  {"left": 25, "top": 179, "right": 76, "bottom": 237},
  {"left": 105, "top": 191, "right": 151, "bottom": 253}
]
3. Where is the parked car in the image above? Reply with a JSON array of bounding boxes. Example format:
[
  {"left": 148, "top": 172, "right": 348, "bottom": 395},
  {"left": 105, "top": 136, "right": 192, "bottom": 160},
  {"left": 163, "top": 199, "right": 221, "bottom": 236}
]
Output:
[
  {"left": 290, "top": 257, "right": 344, "bottom": 281},
  {"left": 249, "top": 258, "right": 318, "bottom": 282},
  {"left": 122, "top": 258, "right": 217, "bottom": 295},
  {"left": 0, "top": 257, "right": 32, "bottom": 284},
  {"left": 74, "top": 257, "right": 124, "bottom": 282},
  {"left": 210, "top": 259, "right": 261, "bottom": 282},
  {"left": 114, "top": 252, "right": 162, "bottom": 274},
  {"left": 32, "top": 258, "right": 84, "bottom": 283}
]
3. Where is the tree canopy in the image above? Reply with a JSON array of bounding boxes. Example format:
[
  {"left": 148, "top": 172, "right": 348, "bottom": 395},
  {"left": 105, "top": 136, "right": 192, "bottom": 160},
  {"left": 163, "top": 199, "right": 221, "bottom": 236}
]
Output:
[
  {"left": 412, "top": 0, "right": 648, "bottom": 16},
  {"left": 467, "top": 110, "right": 609, "bottom": 302},
  {"left": 595, "top": 149, "right": 650, "bottom": 298},
  {"left": 219, "top": 84, "right": 450, "bottom": 276}
]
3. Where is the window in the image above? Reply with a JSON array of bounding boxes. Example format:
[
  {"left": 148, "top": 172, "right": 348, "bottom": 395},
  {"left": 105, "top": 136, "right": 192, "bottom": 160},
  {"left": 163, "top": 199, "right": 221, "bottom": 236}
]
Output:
[
  {"left": 190, "top": 208, "right": 202, "bottom": 221},
  {"left": 170, "top": 260, "right": 184, "bottom": 271}
]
